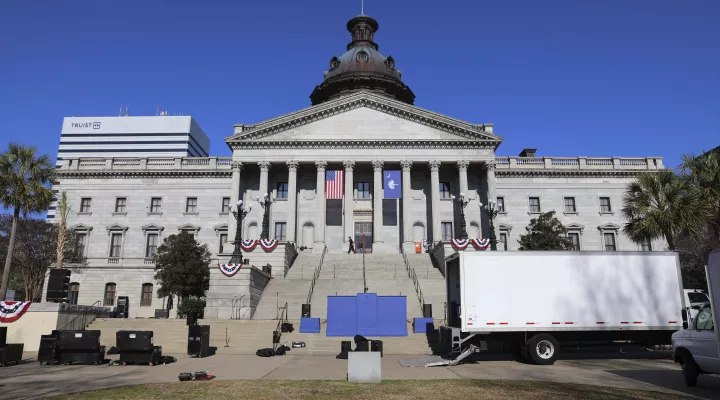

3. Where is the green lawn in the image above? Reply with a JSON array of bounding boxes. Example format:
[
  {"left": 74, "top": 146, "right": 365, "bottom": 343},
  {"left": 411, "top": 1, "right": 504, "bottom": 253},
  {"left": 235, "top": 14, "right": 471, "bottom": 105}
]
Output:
[{"left": 52, "top": 379, "right": 685, "bottom": 400}]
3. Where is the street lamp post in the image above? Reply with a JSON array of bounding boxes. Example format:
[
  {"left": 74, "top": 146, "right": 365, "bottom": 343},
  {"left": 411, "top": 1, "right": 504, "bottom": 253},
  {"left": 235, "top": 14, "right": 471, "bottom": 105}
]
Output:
[
  {"left": 479, "top": 200, "right": 499, "bottom": 251},
  {"left": 230, "top": 200, "right": 252, "bottom": 264},
  {"left": 258, "top": 192, "right": 275, "bottom": 240},
  {"left": 451, "top": 192, "right": 470, "bottom": 239}
]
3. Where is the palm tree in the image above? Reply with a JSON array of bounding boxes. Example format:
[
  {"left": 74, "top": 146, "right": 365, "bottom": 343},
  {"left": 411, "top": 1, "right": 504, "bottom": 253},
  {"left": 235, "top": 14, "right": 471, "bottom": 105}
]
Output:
[
  {"left": 0, "top": 144, "right": 56, "bottom": 301},
  {"left": 622, "top": 170, "right": 709, "bottom": 251},
  {"left": 680, "top": 151, "right": 720, "bottom": 244}
]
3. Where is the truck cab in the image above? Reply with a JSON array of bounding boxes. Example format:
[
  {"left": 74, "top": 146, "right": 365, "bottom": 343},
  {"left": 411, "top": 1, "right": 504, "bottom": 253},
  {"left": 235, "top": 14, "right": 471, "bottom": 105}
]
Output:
[
  {"left": 685, "top": 289, "right": 710, "bottom": 320},
  {"left": 672, "top": 302, "right": 720, "bottom": 386}
]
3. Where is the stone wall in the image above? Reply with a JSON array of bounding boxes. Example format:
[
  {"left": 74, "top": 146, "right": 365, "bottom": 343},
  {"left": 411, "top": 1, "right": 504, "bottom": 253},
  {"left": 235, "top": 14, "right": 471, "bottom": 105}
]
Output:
[{"left": 204, "top": 265, "right": 271, "bottom": 320}]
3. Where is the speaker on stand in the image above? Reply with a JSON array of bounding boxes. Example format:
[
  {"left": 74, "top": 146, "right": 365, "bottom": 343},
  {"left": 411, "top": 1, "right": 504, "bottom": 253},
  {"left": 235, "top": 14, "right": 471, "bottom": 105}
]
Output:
[
  {"left": 301, "top": 304, "right": 311, "bottom": 318},
  {"left": 46, "top": 269, "right": 71, "bottom": 303},
  {"left": 422, "top": 304, "right": 433, "bottom": 318}
]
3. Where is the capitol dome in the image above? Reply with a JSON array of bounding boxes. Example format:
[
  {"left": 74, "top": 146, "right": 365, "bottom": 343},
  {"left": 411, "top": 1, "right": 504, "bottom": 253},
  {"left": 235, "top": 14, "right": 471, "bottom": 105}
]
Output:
[{"left": 310, "top": 15, "right": 415, "bottom": 105}]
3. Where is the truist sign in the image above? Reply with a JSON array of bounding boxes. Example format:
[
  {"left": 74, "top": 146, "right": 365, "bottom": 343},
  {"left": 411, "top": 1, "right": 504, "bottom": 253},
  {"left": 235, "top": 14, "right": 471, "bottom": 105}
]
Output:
[{"left": 70, "top": 122, "right": 101, "bottom": 129}]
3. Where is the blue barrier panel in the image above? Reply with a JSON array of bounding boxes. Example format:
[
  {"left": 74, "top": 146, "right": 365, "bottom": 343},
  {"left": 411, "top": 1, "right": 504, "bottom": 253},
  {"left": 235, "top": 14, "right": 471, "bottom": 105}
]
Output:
[
  {"left": 326, "top": 296, "right": 357, "bottom": 336},
  {"left": 374, "top": 296, "right": 408, "bottom": 336},
  {"left": 300, "top": 317, "right": 321, "bottom": 333},
  {"left": 413, "top": 317, "right": 434, "bottom": 334},
  {"left": 356, "top": 293, "right": 378, "bottom": 335}
]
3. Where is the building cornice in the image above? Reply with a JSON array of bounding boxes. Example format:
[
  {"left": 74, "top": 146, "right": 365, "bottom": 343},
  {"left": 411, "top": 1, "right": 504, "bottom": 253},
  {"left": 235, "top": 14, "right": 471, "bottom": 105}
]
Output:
[
  {"left": 226, "top": 91, "right": 502, "bottom": 148},
  {"left": 496, "top": 169, "right": 660, "bottom": 178},
  {"left": 57, "top": 170, "right": 232, "bottom": 179},
  {"left": 231, "top": 140, "right": 496, "bottom": 150}
]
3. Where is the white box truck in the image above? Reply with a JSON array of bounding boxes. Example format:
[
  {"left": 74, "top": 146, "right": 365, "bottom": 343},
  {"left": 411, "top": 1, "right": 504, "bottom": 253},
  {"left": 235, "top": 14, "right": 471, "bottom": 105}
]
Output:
[{"left": 440, "top": 251, "right": 685, "bottom": 366}]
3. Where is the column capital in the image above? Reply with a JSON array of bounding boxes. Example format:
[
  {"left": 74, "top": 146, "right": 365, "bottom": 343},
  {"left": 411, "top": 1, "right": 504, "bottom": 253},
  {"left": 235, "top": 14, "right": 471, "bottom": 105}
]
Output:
[
  {"left": 286, "top": 160, "right": 299, "bottom": 171},
  {"left": 485, "top": 160, "right": 497, "bottom": 171},
  {"left": 400, "top": 160, "right": 413, "bottom": 171},
  {"left": 371, "top": 160, "right": 384, "bottom": 171},
  {"left": 258, "top": 161, "right": 271, "bottom": 172},
  {"left": 231, "top": 161, "right": 243, "bottom": 171},
  {"left": 315, "top": 161, "right": 327, "bottom": 172},
  {"left": 429, "top": 160, "right": 441, "bottom": 172},
  {"left": 343, "top": 160, "right": 356, "bottom": 171},
  {"left": 457, "top": 160, "right": 470, "bottom": 171}
]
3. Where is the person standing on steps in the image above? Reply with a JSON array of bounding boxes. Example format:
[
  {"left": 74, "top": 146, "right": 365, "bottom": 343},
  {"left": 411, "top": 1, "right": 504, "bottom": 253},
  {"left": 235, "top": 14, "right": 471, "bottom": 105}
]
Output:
[{"left": 347, "top": 236, "right": 356, "bottom": 254}]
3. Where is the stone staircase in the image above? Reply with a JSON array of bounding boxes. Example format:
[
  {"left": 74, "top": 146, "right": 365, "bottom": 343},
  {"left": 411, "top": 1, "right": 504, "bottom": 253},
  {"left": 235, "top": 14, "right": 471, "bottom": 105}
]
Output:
[
  {"left": 88, "top": 318, "right": 433, "bottom": 355},
  {"left": 406, "top": 253, "right": 447, "bottom": 321},
  {"left": 252, "top": 252, "right": 321, "bottom": 320}
]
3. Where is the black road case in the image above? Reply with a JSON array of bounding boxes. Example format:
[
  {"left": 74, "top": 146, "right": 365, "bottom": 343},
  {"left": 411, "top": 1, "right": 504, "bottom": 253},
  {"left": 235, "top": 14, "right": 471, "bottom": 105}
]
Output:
[
  {"left": 59, "top": 346, "right": 106, "bottom": 365},
  {"left": 119, "top": 346, "right": 162, "bottom": 366},
  {"left": 187, "top": 325, "right": 210, "bottom": 357},
  {"left": 38, "top": 335, "right": 59, "bottom": 365},
  {"left": 0, "top": 344, "right": 24, "bottom": 367}
]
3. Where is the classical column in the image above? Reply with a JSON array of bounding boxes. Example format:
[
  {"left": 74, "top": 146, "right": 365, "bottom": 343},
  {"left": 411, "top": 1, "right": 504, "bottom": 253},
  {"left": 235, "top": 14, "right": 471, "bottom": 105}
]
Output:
[
  {"left": 486, "top": 160, "right": 497, "bottom": 203},
  {"left": 401, "top": 160, "right": 413, "bottom": 245},
  {"left": 343, "top": 160, "right": 355, "bottom": 242},
  {"left": 228, "top": 161, "right": 242, "bottom": 241},
  {"left": 315, "top": 161, "right": 327, "bottom": 244},
  {"left": 372, "top": 160, "right": 384, "bottom": 244},
  {"left": 258, "top": 161, "right": 271, "bottom": 197},
  {"left": 457, "top": 160, "right": 469, "bottom": 196},
  {"left": 286, "top": 160, "right": 299, "bottom": 243},
  {"left": 430, "top": 160, "right": 442, "bottom": 242}
]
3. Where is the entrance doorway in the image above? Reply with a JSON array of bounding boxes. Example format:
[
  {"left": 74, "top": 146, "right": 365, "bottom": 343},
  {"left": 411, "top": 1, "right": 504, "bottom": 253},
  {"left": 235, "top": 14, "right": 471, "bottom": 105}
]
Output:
[{"left": 354, "top": 222, "right": 372, "bottom": 253}]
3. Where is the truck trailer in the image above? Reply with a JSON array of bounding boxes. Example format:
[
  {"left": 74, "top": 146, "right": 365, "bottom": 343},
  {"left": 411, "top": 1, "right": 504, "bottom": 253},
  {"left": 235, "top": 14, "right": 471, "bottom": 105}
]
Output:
[{"left": 439, "top": 251, "right": 685, "bottom": 365}]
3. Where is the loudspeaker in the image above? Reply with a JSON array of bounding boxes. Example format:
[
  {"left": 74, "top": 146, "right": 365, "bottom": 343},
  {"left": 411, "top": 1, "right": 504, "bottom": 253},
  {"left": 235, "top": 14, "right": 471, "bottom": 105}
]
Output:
[
  {"left": 187, "top": 325, "right": 210, "bottom": 357},
  {"left": 46, "top": 269, "right": 71, "bottom": 302},
  {"left": 423, "top": 304, "right": 433, "bottom": 318},
  {"left": 354, "top": 335, "right": 370, "bottom": 352},
  {"left": 272, "top": 331, "right": 281, "bottom": 344},
  {"left": 116, "top": 296, "right": 129, "bottom": 318},
  {"left": 0, "top": 327, "right": 6, "bottom": 346},
  {"left": 336, "top": 340, "right": 352, "bottom": 359},
  {"left": 371, "top": 340, "right": 384, "bottom": 357},
  {"left": 116, "top": 330, "right": 154, "bottom": 352},
  {"left": 301, "top": 304, "right": 311, "bottom": 318},
  {"left": 56, "top": 330, "right": 101, "bottom": 351},
  {"left": 187, "top": 312, "right": 198, "bottom": 326}
]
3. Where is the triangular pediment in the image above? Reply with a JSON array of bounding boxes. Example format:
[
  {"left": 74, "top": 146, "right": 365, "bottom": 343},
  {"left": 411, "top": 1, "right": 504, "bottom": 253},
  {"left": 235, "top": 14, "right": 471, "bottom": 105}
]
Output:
[
  {"left": 225, "top": 91, "right": 502, "bottom": 146},
  {"left": 597, "top": 223, "right": 621, "bottom": 230}
]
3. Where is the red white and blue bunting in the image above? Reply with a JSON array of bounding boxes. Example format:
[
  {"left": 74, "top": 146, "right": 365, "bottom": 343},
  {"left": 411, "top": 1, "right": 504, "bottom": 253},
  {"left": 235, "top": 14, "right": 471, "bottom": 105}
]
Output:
[
  {"left": 451, "top": 238, "right": 470, "bottom": 250},
  {"left": 0, "top": 301, "right": 32, "bottom": 323},
  {"left": 472, "top": 238, "right": 490, "bottom": 250},
  {"left": 218, "top": 263, "right": 242, "bottom": 277},
  {"left": 259, "top": 239, "right": 279, "bottom": 252},
  {"left": 240, "top": 239, "right": 257, "bottom": 252}
]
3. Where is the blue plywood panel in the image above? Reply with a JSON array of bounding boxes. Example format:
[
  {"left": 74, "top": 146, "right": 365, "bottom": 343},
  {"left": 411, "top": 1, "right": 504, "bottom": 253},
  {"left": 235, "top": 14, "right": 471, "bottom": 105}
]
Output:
[
  {"left": 356, "top": 293, "right": 378, "bottom": 335},
  {"left": 375, "top": 296, "right": 408, "bottom": 336},
  {"left": 413, "top": 317, "right": 434, "bottom": 333},
  {"left": 300, "top": 318, "right": 321, "bottom": 333},
  {"left": 326, "top": 296, "right": 357, "bottom": 336}
]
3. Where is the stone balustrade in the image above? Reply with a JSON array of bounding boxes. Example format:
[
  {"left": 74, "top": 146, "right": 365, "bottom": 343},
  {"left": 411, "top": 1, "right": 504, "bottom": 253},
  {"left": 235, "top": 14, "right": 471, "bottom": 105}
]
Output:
[
  {"left": 61, "top": 157, "right": 233, "bottom": 171},
  {"left": 494, "top": 156, "right": 663, "bottom": 170}
]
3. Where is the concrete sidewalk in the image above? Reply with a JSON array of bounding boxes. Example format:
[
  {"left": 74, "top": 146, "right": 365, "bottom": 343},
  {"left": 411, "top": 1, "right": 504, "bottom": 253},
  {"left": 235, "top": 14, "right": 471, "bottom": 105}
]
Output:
[{"left": 1, "top": 353, "right": 719, "bottom": 399}]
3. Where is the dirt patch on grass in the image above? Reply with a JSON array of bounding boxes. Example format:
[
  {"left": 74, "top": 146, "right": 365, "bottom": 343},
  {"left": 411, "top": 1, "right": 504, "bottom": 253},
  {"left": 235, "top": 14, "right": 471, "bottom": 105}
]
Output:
[{"left": 52, "top": 379, "right": 685, "bottom": 400}]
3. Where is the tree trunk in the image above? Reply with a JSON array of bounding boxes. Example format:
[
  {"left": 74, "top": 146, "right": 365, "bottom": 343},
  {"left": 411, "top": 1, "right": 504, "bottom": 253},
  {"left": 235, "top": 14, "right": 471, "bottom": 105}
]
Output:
[
  {"left": 665, "top": 232, "right": 676, "bottom": 252},
  {"left": 0, "top": 209, "right": 20, "bottom": 301}
]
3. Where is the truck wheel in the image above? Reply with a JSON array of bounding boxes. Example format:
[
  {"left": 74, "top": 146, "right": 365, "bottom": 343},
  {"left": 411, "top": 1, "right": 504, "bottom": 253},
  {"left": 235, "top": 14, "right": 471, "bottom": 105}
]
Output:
[
  {"left": 527, "top": 334, "right": 559, "bottom": 365},
  {"left": 682, "top": 353, "right": 699, "bottom": 387}
]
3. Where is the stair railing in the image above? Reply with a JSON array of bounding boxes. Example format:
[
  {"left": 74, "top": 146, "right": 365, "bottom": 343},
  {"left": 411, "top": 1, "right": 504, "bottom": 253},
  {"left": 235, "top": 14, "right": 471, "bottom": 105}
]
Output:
[
  {"left": 58, "top": 300, "right": 105, "bottom": 331},
  {"left": 362, "top": 246, "right": 368, "bottom": 293},
  {"left": 230, "top": 295, "right": 246, "bottom": 320},
  {"left": 402, "top": 248, "right": 424, "bottom": 310},
  {"left": 306, "top": 245, "right": 327, "bottom": 305}
]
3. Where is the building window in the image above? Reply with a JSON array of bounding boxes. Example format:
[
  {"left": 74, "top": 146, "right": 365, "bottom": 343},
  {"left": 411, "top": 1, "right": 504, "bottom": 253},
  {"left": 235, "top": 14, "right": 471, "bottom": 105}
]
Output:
[
  {"left": 75, "top": 232, "right": 87, "bottom": 257},
  {"left": 568, "top": 232, "right": 580, "bottom": 251},
  {"left": 186, "top": 197, "right": 198, "bottom": 213},
  {"left": 275, "top": 222, "right": 287, "bottom": 241},
  {"left": 603, "top": 233, "right": 616, "bottom": 251},
  {"left": 564, "top": 197, "right": 576, "bottom": 213},
  {"left": 114, "top": 197, "right": 127, "bottom": 213},
  {"left": 145, "top": 233, "right": 159, "bottom": 258},
  {"left": 140, "top": 283, "right": 153, "bottom": 307},
  {"left": 276, "top": 182, "right": 289, "bottom": 199},
  {"left": 80, "top": 198, "right": 92, "bottom": 213},
  {"left": 219, "top": 233, "right": 228, "bottom": 253},
  {"left": 441, "top": 222, "right": 453, "bottom": 241},
  {"left": 497, "top": 197, "right": 505, "bottom": 213},
  {"left": 221, "top": 197, "right": 231, "bottom": 213},
  {"left": 104, "top": 283, "right": 116, "bottom": 307},
  {"left": 440, "top": 182, "right": 451, "bottom": 199},
  {"left": 69, "top": 283, "right": 80, "bottom": 305},
  {"left": 499, "top": 233, "right": 508, "bottom": 251},
  {"left": 109, "top": 233, "right": 122, "bottom": 258},
  {"left": 357, "top": 182, "right": 370, "bottom": 199},
  {"left": 150, "top": 197, "right": 162, "bottom": 213},
  {"left": 600, "top": 197, "right": 612, "bottom": 213},
  {"left": 641, "top": 238, "right": 652, "bottom": 251},
  {"left": 529, "top": 197, "right": 541, "bottom": 213}
]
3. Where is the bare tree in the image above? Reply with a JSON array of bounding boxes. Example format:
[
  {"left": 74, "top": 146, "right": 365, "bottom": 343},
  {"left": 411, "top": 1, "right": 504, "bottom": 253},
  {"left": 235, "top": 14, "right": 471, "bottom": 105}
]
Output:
[{"left": 55, "top": 191, "right": 70, "bottom": 269}]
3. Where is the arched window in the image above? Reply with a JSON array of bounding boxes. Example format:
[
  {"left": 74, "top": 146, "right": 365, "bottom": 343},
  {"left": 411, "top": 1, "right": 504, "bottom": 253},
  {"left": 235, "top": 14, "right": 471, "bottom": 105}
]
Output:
[
  {"left": 104, "top": 283, "right": 116, "bottom": 306},
  {"left": 69, "top": 283, "right": 80, "bottom": 305},
  {"left": 140, "top": 283, "right": 153, "bottom": 307}
]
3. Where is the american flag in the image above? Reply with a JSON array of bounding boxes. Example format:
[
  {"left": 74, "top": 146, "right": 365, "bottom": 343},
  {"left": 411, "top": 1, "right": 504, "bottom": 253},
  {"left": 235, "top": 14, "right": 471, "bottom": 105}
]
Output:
[{"left": 326, "top": 170, "right": 344, "bottom": 199}]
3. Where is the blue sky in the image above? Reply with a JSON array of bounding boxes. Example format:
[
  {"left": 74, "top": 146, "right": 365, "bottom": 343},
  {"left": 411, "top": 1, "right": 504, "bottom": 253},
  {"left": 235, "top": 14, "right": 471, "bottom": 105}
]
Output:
[{"left": 0, "top": 0, "right": 718, "bottom": 168}]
